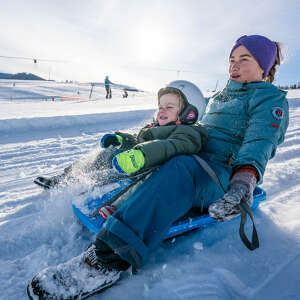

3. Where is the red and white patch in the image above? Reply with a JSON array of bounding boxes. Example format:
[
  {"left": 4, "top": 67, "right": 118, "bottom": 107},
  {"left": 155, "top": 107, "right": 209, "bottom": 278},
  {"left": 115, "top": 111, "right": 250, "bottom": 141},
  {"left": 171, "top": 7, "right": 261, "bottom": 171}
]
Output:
[
  {"left": 99, "top": 205, "right": 117, "bottom": 220},
  {"left": 186, "top": 110, "right": 196, "bottom": 120},
  {"left": 272, "top": 107, "right": 284, "bottom": 120}
]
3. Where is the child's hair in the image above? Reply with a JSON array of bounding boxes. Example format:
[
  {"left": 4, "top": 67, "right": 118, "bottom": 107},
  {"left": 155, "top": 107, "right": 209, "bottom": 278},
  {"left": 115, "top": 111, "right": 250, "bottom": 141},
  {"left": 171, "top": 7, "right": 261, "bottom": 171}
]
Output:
[
  {"left": 265, "top": 42, "right": 283, "bottom": 83},
  {"left": 157, "top": 87, "right": 187, "bottom": 113}
]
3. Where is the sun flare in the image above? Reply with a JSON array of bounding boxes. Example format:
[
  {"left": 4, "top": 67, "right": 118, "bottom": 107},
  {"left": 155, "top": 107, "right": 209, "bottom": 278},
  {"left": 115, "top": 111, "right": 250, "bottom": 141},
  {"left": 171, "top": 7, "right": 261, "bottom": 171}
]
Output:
[{"left": 134, "top": 26, "right": 169, "bottom": 63}]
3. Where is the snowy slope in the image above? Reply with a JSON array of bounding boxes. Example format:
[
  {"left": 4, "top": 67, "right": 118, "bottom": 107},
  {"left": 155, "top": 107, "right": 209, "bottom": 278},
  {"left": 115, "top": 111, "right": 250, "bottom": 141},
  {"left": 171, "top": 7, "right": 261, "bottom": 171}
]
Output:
[{"left": 0, "top": 80, "right": 300, "bottom": 300}]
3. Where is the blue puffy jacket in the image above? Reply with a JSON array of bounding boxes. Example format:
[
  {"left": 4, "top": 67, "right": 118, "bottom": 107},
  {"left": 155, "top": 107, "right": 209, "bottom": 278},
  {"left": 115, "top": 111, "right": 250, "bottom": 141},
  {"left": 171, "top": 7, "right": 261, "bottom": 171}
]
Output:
[
  {"left": 104, "top": 77, "right": 112, "bottom": 86},
  {"left": 199, "top": 80, "right": 289, "bottom": 183}
]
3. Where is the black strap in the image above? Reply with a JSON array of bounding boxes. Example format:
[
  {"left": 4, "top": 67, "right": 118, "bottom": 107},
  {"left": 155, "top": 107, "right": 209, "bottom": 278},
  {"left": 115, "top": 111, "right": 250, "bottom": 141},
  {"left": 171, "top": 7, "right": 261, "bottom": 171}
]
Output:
[
  {"left": 192, "top": 155, "right": 259, "bottom": 251},
  {"left": 89, "top": 167, "right": 157, "bottom": 218},
  {"left": 192, "top": 155, "right": 226, "bottom": 193},
  {"left": 238, "top": 201, "right": 259, "bottom": 250}
]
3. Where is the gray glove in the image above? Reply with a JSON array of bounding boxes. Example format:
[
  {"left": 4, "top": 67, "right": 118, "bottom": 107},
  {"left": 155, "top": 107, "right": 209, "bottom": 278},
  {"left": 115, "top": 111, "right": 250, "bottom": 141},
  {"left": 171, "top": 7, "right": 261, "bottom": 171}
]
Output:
[{"left": 209, "top": 172, "right": 257, "bottom": 222}]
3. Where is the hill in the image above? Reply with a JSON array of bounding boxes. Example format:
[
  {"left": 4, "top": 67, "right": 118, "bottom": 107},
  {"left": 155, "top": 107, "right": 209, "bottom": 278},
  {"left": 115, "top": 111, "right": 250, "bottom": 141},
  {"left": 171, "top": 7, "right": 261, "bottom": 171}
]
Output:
[
  {"left": 0, "top": 72, "right": 45, "bottom": 80},
  {"left": 0, "top": 81, "right": 299, "bottom": 299}
]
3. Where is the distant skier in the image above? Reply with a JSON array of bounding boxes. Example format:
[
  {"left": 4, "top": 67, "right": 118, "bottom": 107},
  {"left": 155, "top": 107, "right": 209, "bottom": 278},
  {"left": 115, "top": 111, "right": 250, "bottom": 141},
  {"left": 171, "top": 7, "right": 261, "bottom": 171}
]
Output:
[
  {"left": 122, "top": 90, "right": 128, "bottom": 98},
  {"left": 104, "top": 75, "right": 112, "bottom": 99}
]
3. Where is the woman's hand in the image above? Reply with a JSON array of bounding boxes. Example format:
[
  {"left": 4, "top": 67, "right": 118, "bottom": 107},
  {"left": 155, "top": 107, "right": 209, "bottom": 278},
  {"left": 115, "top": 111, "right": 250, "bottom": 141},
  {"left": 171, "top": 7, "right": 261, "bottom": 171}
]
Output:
[{"left": 209, "top": 172, "right": 257, "bottom": 221}]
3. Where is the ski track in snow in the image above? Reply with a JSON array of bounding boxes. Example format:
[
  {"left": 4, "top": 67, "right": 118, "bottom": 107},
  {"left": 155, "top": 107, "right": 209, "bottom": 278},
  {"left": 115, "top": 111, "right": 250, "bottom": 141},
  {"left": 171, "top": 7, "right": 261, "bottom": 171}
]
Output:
[{"left": 0, "top": 81, "right": 300, "bottom": 300}]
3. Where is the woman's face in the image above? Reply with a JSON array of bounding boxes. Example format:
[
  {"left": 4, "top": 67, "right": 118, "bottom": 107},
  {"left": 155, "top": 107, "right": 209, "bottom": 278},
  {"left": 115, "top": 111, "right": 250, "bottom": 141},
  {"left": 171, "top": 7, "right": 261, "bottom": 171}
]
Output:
[
  {"left": 157, "top": 94, "right": 181, "bottom": 126},
  {"left": 229, "top": 45, "right": 264, "bottom": 83}
]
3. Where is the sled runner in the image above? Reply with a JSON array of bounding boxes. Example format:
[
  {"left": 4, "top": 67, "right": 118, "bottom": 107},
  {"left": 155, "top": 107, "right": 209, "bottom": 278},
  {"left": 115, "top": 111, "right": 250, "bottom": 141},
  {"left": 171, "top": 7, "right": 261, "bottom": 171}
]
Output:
[{"left": 72, "top": 179, "right": 266, "bottom": 239}]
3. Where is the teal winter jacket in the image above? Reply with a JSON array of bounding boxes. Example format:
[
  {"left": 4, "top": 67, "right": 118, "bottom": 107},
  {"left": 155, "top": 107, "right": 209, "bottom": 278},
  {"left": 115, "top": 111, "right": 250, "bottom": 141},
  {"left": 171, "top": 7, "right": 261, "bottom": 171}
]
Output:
[{"left": 199, "top": 80, "right": 289, "bottom": 183}]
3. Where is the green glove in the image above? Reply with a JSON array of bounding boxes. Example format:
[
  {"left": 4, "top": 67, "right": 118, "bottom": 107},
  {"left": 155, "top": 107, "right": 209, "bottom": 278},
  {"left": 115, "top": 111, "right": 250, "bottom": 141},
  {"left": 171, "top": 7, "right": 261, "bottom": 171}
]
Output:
[
  {"left": 112, "top": 149, "right": 145, "bottom": 174},
  {"left": 116, "top": 135, "right": 123, "bottom": 144}
]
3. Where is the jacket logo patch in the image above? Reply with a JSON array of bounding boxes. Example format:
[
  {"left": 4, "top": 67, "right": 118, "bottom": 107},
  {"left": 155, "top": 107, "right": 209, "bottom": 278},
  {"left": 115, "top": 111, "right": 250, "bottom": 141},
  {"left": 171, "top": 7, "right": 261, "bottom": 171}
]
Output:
[
  {"left": 187, "top": 111, "right": 196, "bottom": 120},
  {"left": 272, "top": 107, "right": 284, "bottom": 120},
  {"left": 271, "top": 123, "right": 280, "bottom": 129}
]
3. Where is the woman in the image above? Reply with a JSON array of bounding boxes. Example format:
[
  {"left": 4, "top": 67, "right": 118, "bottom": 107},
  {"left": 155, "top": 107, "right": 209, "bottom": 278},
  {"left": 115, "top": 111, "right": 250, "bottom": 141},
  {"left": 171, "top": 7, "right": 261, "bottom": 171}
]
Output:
[{"left": 27, "top": 35, "right": 289, "bottom": 300}]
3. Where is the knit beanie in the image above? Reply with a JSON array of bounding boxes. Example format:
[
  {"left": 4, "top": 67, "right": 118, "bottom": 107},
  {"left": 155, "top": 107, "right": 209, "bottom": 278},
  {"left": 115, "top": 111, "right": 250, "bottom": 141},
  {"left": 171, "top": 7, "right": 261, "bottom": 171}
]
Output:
[{"left": 230, "top": 35, "right": 277, "bottom": 78}]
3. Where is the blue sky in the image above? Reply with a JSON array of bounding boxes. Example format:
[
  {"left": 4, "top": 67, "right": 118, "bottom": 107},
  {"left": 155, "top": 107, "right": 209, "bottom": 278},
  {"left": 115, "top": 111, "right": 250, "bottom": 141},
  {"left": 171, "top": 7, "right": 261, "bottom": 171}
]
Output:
[{"left": 0, "top": 0, "right": 299, "bottom": 91}]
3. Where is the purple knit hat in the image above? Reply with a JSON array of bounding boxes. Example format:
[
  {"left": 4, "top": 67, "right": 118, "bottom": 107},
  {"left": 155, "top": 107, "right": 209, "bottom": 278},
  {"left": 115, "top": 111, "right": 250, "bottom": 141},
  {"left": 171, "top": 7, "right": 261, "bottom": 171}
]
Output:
[{"left": 230, "top": 35, "right": 277, "bottom": 78}]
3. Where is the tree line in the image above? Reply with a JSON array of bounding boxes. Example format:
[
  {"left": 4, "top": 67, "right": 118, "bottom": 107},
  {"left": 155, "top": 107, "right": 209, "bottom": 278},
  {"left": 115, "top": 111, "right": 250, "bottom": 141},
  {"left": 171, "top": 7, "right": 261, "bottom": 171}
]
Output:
[{"left": 277, "top": 82, "right": 300, "bottom": 90}]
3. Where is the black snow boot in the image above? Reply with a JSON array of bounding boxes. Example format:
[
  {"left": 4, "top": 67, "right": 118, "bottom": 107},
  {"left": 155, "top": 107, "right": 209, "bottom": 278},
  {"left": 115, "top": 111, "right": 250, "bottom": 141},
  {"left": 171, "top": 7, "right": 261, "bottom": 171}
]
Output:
[
  {"left": 27, "top": 244, "right": 128, "bottom": 299},
  {"left": 33, "top": 174, "right": 66, "bottom": 189}
]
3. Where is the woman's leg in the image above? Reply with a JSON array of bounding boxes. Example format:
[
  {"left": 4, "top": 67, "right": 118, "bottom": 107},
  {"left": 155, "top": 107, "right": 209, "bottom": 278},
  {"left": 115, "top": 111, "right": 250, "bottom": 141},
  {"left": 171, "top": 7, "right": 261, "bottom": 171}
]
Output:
[
  {"left": 28, "top": 156, "right": 230, "bottom": 299},
  {"left": 95, "top": 155, "right": 229, "bottom": 270}
]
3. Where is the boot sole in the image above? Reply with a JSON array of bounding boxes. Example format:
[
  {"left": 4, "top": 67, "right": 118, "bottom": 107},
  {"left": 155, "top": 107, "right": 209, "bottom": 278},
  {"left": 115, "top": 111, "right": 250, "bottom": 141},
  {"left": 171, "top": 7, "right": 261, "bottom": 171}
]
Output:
[
  {"left": 27, "top": 273, "right": 121, "bottom": 299},
  {"left": 33, "top": 179, "right": 51, "bottom": 189}
]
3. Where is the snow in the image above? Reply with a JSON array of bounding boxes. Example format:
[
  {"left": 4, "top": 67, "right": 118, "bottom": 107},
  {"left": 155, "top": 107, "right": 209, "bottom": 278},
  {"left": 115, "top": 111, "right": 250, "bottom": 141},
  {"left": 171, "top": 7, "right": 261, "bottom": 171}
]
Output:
[{"left": 1, "top": 80, "right": 300, "bottom": 300}]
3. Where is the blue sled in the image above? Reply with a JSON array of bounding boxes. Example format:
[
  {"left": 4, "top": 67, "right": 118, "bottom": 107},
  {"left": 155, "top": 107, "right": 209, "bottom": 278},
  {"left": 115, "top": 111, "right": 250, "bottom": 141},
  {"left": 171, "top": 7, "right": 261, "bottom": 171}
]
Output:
[{"left": 72, "top": 180, "right": 266, "bottom": 239}]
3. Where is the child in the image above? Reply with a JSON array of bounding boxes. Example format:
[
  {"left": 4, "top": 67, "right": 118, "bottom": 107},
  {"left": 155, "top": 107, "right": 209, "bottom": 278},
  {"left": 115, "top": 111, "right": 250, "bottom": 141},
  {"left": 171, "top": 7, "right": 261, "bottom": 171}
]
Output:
[
  {"left": 99, "top": 86, "right": 208, "bottom": 218},
  {"left": 34, "top": 86, "right": 207, "bottom": 190}
]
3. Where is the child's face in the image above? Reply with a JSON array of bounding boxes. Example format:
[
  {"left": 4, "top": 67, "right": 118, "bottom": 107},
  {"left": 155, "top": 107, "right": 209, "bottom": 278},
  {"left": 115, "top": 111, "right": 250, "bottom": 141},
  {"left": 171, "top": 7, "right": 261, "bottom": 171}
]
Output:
[{"left": 157, "top": 94, "right": 181, "bottom": 126}]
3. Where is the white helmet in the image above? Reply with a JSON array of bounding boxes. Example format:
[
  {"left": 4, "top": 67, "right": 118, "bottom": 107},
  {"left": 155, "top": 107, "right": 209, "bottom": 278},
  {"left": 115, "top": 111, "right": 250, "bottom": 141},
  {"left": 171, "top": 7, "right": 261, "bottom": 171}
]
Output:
[{"left": 167, "top": 80, "right": 206, "bottom": 120}]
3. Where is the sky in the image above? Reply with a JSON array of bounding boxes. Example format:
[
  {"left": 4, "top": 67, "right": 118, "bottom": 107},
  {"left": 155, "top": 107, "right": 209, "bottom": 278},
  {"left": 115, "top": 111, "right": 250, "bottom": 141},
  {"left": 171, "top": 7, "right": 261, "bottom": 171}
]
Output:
[{"left": 0, "top": 0, "right": 299, "bottom": 91}]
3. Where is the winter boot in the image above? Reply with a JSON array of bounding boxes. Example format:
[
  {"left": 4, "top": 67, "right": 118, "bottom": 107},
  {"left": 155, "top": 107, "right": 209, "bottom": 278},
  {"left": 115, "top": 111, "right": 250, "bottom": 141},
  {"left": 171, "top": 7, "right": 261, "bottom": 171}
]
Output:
[
  {"left": 27, "top": 244, "right": 126, "bottom": 299},
  {"left": 33, "top": 174, "right": 66, "bottom": 189}
]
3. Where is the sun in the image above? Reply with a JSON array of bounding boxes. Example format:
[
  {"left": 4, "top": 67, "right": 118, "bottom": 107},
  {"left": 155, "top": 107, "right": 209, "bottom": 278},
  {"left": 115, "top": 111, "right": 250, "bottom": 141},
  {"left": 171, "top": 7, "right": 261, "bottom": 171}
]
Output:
[{"left": 134, "top": 25, "right": 169, "bottom": 63}]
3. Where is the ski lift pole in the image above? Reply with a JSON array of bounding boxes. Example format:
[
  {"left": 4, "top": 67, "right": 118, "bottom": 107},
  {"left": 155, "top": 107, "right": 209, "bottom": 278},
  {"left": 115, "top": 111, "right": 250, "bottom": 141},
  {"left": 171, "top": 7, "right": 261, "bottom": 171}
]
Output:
[{"left": 89, "top": 83, "right": 94, "bottom": 100}]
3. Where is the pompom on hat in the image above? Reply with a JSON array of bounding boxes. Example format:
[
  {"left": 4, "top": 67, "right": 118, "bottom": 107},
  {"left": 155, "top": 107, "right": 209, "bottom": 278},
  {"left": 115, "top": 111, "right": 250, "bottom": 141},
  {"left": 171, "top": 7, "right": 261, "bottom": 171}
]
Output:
[{"left": 230, "top": 35, "right": 277, "bottom": 78}]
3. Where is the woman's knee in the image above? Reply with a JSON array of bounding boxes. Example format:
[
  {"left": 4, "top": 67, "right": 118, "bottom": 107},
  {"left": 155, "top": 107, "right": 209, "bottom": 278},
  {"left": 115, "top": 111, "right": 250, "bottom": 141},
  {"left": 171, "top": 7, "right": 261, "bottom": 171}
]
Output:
[
  {"left": 165, "top": 155, "right": 199, "bottom": 172},
  {"left": 166, "top": 154, "right": 195, "bottom": 166}
]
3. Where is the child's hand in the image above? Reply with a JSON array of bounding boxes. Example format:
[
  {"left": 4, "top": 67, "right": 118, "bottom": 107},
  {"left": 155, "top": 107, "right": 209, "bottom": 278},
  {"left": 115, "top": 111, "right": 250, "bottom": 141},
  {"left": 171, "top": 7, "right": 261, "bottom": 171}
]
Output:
[
  {"left": 100, "top": 134, "right": 123, "bottom": 148},
  {"left": 115, "top": 132, "right": 137, "bottom": 149},
  {"left": 112, "top": 149, "right": 145, "bottom": 174}
]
